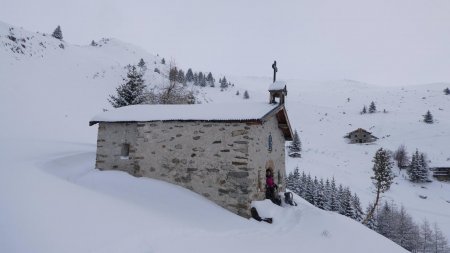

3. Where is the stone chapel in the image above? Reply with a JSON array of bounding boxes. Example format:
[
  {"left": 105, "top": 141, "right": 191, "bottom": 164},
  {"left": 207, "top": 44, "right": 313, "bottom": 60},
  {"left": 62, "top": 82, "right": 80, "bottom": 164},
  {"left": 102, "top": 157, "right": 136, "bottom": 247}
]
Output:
[{"left": 90, "top": 80, "right": 293, "bottom": 217}]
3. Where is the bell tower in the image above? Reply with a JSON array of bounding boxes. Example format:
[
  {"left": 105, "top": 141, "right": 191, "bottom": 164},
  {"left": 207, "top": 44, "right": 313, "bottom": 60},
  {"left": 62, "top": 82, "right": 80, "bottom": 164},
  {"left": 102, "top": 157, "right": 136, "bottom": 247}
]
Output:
[{"left": 268, "top": 61, "right": 287, "bottom": 104}]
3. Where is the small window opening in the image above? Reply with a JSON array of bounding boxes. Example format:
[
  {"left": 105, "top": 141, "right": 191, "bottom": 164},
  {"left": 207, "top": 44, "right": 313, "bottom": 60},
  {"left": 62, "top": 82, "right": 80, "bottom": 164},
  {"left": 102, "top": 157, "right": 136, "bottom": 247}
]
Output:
[
  {"left": 121, "top": 143, "right": 130, "bottom": 158},
  {"left": 268, "top": 133, "right": 273, "bottom": 152}
]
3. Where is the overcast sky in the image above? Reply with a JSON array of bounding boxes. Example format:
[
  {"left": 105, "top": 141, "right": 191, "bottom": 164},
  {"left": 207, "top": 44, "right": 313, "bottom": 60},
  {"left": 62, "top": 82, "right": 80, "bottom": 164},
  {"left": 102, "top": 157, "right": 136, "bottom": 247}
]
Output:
[{"left": 1, "top": 0, "right": 450, "bottom": 85}]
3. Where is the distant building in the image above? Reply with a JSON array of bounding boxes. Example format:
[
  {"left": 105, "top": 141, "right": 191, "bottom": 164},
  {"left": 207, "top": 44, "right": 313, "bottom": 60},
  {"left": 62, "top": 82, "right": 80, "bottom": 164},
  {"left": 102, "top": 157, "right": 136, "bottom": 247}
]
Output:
[
  {"left": 89, "top": 83, "right": 293, "bottom": 218},
  {"left": 431, "top": 167, "right": 450, "bottom": 181},
  {"left": 345, "top": 128, "right": 378, "bottom": 144}
]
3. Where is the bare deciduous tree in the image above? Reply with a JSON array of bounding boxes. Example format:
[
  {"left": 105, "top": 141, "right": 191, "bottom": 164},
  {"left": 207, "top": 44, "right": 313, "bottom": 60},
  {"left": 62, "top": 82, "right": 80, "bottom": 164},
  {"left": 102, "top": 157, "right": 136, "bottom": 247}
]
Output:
[{"left": 393, "top": 144, "right": 409, "bottom": 169}]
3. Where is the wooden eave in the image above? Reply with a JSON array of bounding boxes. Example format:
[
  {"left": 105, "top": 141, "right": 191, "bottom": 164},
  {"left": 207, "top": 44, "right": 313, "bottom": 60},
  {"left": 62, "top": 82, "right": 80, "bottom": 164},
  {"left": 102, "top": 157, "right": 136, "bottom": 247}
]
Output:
[{"left": 261, "top": 104, "right": 294, "bottom": 141}]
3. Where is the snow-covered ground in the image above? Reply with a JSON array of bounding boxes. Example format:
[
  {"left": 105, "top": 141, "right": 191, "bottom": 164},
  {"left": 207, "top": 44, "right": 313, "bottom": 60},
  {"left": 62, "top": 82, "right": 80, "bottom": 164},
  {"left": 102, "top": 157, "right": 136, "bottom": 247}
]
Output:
[
  {"left": 1, "top": 21, "right": 448, "bottom": 252},
  {"left": 0, "top": 139, "right": 407, "bottom": 253}
]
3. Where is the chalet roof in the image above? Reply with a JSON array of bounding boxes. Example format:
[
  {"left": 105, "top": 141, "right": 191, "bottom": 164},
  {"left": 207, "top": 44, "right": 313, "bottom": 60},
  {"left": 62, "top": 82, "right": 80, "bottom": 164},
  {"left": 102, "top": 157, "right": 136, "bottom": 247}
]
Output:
[
  {"left": 348, "top": 128, "right": 373, "bottom": 135},
  {"left": 268, "top": 81, "right": 287, "bottom": 91}
]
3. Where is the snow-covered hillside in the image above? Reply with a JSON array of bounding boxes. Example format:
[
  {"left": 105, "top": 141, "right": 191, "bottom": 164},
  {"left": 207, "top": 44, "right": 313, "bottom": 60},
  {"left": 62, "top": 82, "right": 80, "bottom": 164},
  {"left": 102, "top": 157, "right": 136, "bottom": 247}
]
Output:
[
  {"left": 0, "top": 21, "right": 448, "bottom": 252},
  {"left": 0, "top": 20, "right": 169, "bottom": 143},
  {"left": 229, "top": 75, "right": 450, "bottom": 239},
  {"left": 284, "top": 79, "right": 450, "bottom": 235}
]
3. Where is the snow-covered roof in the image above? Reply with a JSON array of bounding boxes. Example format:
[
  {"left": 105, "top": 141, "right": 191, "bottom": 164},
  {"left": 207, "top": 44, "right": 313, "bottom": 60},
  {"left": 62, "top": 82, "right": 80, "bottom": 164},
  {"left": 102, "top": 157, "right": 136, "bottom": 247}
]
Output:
[
  {"left": 90, "top": 102, "right": 282, "bottom": 125},
  {"left": 348, "top": 128, "right": 372, "bottom": 134},
  {"left": 268, "top": 81, "right": 287, "bottom": 91}
]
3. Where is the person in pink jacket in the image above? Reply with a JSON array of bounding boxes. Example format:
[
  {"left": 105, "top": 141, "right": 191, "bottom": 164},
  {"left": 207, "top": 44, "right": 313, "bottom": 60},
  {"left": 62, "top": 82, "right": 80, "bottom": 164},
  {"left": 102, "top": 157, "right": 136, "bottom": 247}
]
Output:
[{"left": 265, "top": 169, "right": 278, "bottom": 200}]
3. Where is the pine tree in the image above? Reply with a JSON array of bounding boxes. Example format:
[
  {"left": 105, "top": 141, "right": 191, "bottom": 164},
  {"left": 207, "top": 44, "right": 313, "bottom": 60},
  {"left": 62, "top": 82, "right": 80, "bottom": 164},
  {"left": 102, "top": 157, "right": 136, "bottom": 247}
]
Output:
[
  {"left": 286, "top": 172, "right": 295, "bottom": 192},
  {"left": 292, "top": 167, "right": 301, "bottom": 195},
  {"left": 352, "top": 193, "right": 364, "bottom": 222},
  {"left": 341, "top": 187, "right": 354, "bottom": 218},
  {"left": 408, "top": 150, "right": 422, "bottom": 182},
  {"left": 312, "top": 176, "right": 319, "bottom": 205},
  {"left": 236, "top": 90, "right": 240, "bottom": 96},
  {"left": 305, "top": 174, "right": 315, "bottom": 204},
  {"left": 444, "top": 87, "right": 450, "bottom": 95},
  {"left": 299, "top": 171, "right": 307, "bottom": 198},
  {"left": 419, "top": 153, "right": 429, "bottom": 182},
  {"left": 369, "top": 101, "right": 377, "bottom": 113},
  {"left": 169, "top": 67, "right": 178, "bottom": 83},
  {"left": 286, "top": 167, "right": 299, "bottom": 194},
  {"left": 330, "top": 177, "right": 339, "bottom": 212},
  {"left": 108, "top": 65, "right": 147, "bottom": 108},
  {"left": 220, "top": 76, "right": 228, "bottom": 89},
  {"left": 337, "top": 184, "right": 345, "bottom": 215},
  {"left": 90, "top": 40, "right": 97, "bottom": 46},
  {"left": 161, "top": 58, "right": 166, "bottom": 64},
  {"left": 186, "top": 68, "right": 194, "bottom": 82},
  {"left": 324, "top": 178, "right": 332, "bottom": 211},
  {"left": 289, "top": 130, "right": 302, "bottom": 158},
  {"left": 206, "top": 72, "right": 214, "bottom": 87},
  {"left": 243, "top": 90, "right": 250, "bottom": 99},
  {"left": 138, "top": 58, "right": 147, "bottom": 72},
  {"left": 177, "top": 69, "right": 185, "bottom": 84},
  {"left": 316, "top": 179, "right": 326, "bottom": 210},
  {"left": 193, "top": 73, "right": 199, "bottom": 86},
  {"left": 361, "top": 105, "right": 367, "bottom": 114},
  {"left": 363, "top": 148, "right": 394, "bottom": 225},
  {"left": 198, "top": 72, "right": 207, "bottom": 87},
  {"left": 423, "top": 110, "right": 434, "bottom": 124},
  {"left": 52, "top": 25, "right": 63, "bottom": 40}
]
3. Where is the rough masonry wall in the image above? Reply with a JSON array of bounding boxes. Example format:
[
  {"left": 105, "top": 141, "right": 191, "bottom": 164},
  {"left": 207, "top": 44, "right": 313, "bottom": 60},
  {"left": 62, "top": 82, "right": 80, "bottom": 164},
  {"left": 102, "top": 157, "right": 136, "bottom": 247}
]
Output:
[
  {"left": 95, "top": 116, "right": 286, "bottom": 218},
  {"left": 95, "top": 122, "right": 138, "bottom": 174}
]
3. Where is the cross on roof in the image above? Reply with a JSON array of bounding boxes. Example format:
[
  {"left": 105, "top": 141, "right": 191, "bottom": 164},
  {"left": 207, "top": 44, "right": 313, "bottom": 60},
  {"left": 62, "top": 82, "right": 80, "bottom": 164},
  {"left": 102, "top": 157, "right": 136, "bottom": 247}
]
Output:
[{"left": 272, "top": 61, "right": 277, "bottom": 82}]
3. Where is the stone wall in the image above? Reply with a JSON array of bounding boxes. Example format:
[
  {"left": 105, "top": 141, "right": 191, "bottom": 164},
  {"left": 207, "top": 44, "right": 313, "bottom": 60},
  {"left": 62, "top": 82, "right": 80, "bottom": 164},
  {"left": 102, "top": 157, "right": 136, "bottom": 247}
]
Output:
[
  {"left": 95, "top": 115, "right": 286, "bottom": 218},
  {"left": 95, "top": 122, "right": 138, "bottom": 174}
]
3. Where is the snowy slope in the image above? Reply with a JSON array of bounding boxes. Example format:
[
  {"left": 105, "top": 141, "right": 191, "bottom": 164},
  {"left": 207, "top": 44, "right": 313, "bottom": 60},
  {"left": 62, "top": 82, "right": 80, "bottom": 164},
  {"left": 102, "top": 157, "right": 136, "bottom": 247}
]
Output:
[
  {"left": 0, "top": 139, "right": 407, "bottom": 253},
  {"left": 0, "top": 20, "right": 169, "bottom": 143},
  {"left": 227, "top": 75, "right": 450, "bottom": 239},
  {"left": 281, "top": 79, "right": 450, "bottom": 237},
  {"left": 0, "top": 21, "right": 447, "bottom": 252}
]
